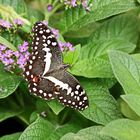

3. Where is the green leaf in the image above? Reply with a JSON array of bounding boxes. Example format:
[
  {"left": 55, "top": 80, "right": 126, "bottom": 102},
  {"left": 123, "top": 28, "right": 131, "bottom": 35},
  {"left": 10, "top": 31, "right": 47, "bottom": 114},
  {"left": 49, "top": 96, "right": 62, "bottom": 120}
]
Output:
[
  {"left": 47, "top": 99, "right": 64, "bottom": 115},
  {"left": 97, "top": 78, "right": 117, "bottom": 89},
  {"left": 63, "top": 22, "right": 99, "bottom": 38},
  {"left": 0, "top": 72, "right": 21, "bottom": 99},
  {"left": 0, "top": 0, "right": 27, "bottom": 14},
  {"left": 0, "top": 132, "right": 21, "bottom": 140},
  {"left": 80, "top": 79, "right": 122, "bottom": 125},
  {"left": 26, "top": 6, "right": 44, "bottom": 23},
  {"left": 80, "top": 39, "right": 136, "bottom": 59},
  {"left": 70, "top": 58, "right": 113, "bottom": 78},
  {"left": 0, "top": 36, "right": 17, "bottom": 51},
  {"left": 0, "top": 4, "right": 30, "bottom": 25},
  {"left": 60, "top": 126, "right": 113, "bottom": 140},
  {"left": 59, "top": 0, "right": 138, "bottom": 33},
  {"left": 63, "top": 45, "right": 81, "bottom": 66},
  {"left": 36, "top": 99, "right": 64, "bottom": 117},
  {"left": 0, "top": 96, "right": 23, "bottom": 122},
  {"left": 69, "top": 37, "right": 136, "bottom": 78},
  {"left": 121, "top": 94, "right": 140, "bottom": 117},
  {"left": 132, "top": 53, "right": 140, "bottom": 61},
  {"left": 109, "top": 50, "right": 140, "bottom": 95},
  {"left": 19, "top": 117, "right": 80, "bottom": 140},
  {"left": 101, "top": 119, "right": 140, "bottom": 140},
  {"left": 137, "top": 0, "right": 140, "bottom": 3},
  {"left": 59, "top": 6, "right": 86, "bottom": 33},
  {"left": 119, "top": 98, "right": 140, "bottom": 120},
  {"left": 89, "top": 14, "right": 139, "bottom": 44}
]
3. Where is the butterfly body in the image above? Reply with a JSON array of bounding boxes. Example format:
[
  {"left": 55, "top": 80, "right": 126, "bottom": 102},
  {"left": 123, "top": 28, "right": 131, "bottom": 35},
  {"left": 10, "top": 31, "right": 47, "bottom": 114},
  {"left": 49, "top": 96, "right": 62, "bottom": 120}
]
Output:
[{"left": 24, "top": 22, "right": 89, "bottom": 110}]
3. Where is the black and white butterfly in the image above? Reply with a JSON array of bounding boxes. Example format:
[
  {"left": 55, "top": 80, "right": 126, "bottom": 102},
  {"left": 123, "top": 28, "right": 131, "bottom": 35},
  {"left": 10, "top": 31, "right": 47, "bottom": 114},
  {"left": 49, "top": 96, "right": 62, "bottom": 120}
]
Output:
[{"left": 23, "top": 22, "right": 89, "bottom": 110}]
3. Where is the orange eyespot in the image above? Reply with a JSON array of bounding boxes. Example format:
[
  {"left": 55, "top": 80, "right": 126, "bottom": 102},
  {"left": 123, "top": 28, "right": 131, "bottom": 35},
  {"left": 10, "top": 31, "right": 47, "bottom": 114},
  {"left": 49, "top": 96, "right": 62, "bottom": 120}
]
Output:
[{"left": 32, "top": 76, "right": 40, "bottom": 83}]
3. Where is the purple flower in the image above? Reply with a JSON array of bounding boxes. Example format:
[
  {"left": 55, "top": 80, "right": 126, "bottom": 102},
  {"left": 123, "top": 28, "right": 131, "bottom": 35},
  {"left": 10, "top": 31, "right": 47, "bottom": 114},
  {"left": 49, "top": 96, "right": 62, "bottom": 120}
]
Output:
[
  {"left": 65, "top": 42, "right": 75, "bottom": 51},
  {"left": 8, "top": 58, "right": 14, "bottom": 64},
  {"left": 13, "top": 18, "right": 24, "bottom": 26},
  {"left": 13, "top": 51, "right": 20, "bottom": 58},
  {"left": 18, "top": 41, "right": 29, "bottom": 52},
  {"left": 58, "top": 42, "right": 65, "bottom": 52},
  {"left": 0, "top": 41, "right": 30, "bottom": 70},
  {"left": 58, "top": 41, "right": 74, "bottom": 52},
  {"left": 4, "top": 50, "right": 13, "bottom": 58},
  {"left": 51, "top": 28, "right": 59, "bottom": 38},
  {"left": 82, "top": 0, "right": 87, "bottom": 8},
  {"left": 24, "top": 52, "right": 30, "bottom": 59},
  {"left": 0, "top": 19, "right": 12, "bottom": 28},
  {"left": 0, "top": 44, "right": 6, "bottom": 51},
  {"left": 0, "top": 51, "right": 4, "bottom": 60},
  {"left": 47, "top": 4, "right": 53, "bottom": 12},
  {"left": 42, "top": 21, "right": 48, "bottom": 26},
  {"left": 2, "top": 58, "right": 14, "bottom": 66},
  {"left": 17, "top": 54, "right": 27, "bottom": 69},
  {"left": 71, "top": 0, "right": 77, "bottom": 7},
  {"left": 61, "top": 0, "right": 90, "bottom": 10}
]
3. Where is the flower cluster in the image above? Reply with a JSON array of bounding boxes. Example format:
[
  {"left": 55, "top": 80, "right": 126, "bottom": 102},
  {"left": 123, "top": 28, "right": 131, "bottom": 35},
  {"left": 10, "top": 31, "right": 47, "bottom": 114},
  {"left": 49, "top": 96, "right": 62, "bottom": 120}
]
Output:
[
  {"left": 0, "top": 18, "right": 24, "bottom": 29},
  {"left": 0, "top": 41, "right": 30, "bottom": 70},
  {"left": 0, "top": 19, "right": 12, "bottom": 28},
  {"left": 60, "top": 0, "right": 90, "bottom": 10},
  {"left": 51, "top": 28, "right": 74, "bottom": 52},
  {"left": 58, "top": 42, "right": 74, "bottom": 52}
]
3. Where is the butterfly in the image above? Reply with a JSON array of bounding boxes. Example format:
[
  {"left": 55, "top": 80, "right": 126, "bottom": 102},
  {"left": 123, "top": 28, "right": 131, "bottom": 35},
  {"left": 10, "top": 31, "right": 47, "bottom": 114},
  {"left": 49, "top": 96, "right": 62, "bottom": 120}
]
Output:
[{"left": 23, "top": 22, "right": 89, "bottom": 110}]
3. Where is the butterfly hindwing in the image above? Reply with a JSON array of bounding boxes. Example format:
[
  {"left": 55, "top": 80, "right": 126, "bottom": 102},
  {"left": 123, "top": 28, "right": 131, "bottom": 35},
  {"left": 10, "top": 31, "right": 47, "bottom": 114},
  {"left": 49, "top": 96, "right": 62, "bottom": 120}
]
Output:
[
  {"left": 43, "top": 71, "right": 88, "bottom": 110},
  {"left": 28, "top": 78, "right": 56, "bottom": 100}
]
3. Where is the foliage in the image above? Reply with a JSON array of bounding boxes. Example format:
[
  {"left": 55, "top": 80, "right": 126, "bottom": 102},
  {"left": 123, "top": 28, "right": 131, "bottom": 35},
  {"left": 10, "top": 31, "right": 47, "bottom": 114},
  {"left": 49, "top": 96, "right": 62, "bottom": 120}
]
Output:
[{"left": 0, "top": 0, "right": 140, "bottom": 139}]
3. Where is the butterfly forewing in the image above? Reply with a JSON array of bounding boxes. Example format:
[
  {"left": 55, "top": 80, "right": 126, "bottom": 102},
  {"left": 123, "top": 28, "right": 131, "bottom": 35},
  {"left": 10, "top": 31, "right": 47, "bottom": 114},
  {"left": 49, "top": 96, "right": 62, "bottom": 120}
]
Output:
[
  {"left": 32, "top": 22, "right": 62, "bottom": 74},
  {"left": 24, "top": 21, "right": 89, "bottom": 110}
]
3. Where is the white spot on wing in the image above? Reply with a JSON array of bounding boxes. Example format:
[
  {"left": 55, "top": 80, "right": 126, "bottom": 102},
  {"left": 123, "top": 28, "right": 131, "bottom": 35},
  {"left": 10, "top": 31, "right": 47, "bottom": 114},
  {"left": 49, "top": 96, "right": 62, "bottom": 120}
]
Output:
[
  {"left": 83, "top": 96, "right": 87, "bottom": 100},
  {"left": 38, "top": 23, "right": 42, "bottom": 26},
  {"left": 43, "top": 43, "right": 47, "bottom": 47},
  {"left": 75, "top": 91, "right": 78, "bottom": 95},
  {"left": 48, "top": 93, "right": 52, "bottom": 97},
  {"left": 39, "top": 30, "right": 43, "bottom": 34},
  {"left": 59, "top": 96, "right": 63, "bottom": 99},
  {"left": 43, "top": 76, "right": 72, "bottom": 96},
  {"left": 26, "top": 71, "right": 30, "bottom": 76},
  {"left": 42, "top": 35, "right": 46, "bottom": 39},
  {"left": 42, "top": 47, "right": 52, "bottom": 76},
  {"left": 52, "top": 42, "right": 57, "bottom": 46},
  {"left": 33, "top": 87, "right": 37, "bottom": 92},
  {"left": 47, "top": 40, "right": 51, "bottom": 45},
  {"left": 76, "top": 85, "right": 80, "bottom": 90},
  {"left": 63, "top": 99, "right": 67, "bottom": 102},
  {"left": 39, "top": 90, "right": 43, "bottom": 93},
  {"left": 44, "top": 93, "right": 47, "bottom": 96},
  {"left": 46, "top": 29, "right": 50, "bottom": 33},
  {"left": 44, "top": 76, "right": 68, "bottom": 90},
  {"left": 32, "top": 56, "right": 36, "bottom": 60},
  {"left": 29, "top": 60, "right": 33, "bottom": 64}
]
